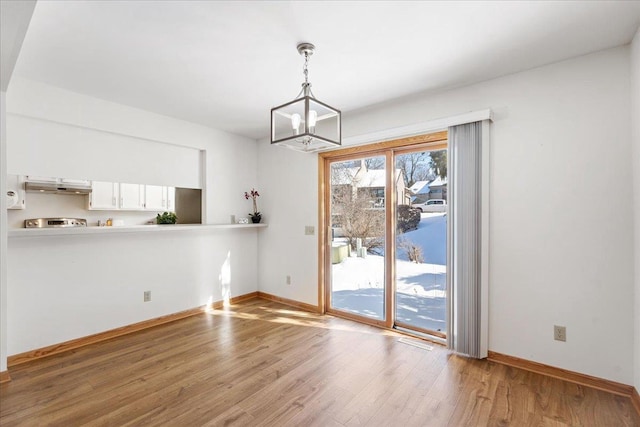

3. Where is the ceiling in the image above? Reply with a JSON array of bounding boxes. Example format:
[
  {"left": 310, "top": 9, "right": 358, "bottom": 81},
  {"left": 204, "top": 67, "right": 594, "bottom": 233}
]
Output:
[{"left": 9, "top": 1, "right": 640, "bottom": 140}]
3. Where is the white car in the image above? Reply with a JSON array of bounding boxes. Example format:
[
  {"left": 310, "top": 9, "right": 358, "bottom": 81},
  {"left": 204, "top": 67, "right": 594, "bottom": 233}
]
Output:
[{"left": 412, "top": 199, "right": 447, "bottom": 212}]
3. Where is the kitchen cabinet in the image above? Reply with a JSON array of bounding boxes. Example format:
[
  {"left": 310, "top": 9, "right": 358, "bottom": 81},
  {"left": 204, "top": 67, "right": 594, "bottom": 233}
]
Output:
[
  {"left": 144, "top": 185, "right": 166, "bottom": 210},
  {"left": 166, "top": 187, "right": 175, "bottom": 211},
  {"left": 143, "top": 185, "right": 176, "bottom": 211},
  {"left": 89, "top": 181, "right": 119, "bottom": 210},
  {"left": 119, "top": 183, "right": 144, "bottom": 210},
  {"left": 6, "top": 174, "right": 26, "bottom": 210},
  {"left": 90, "top": 181, "right": 175, "bottom": 212}
]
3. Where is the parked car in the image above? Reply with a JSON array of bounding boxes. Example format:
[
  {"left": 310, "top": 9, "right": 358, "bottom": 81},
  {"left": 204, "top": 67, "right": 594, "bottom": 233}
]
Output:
[{"left": 412, "top": 199, "right": 447, "bottom": 212}]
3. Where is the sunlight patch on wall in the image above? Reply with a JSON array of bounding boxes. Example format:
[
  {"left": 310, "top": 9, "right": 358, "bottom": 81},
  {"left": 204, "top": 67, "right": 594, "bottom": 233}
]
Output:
[{"left": 219, "top": 251, "right": 231, "bottom": 306}]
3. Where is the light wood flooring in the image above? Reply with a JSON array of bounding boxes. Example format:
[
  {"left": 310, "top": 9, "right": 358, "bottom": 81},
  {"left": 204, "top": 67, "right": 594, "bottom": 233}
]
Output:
[{"left": 1, "top": 299, "right": 638, "bottom": 426}]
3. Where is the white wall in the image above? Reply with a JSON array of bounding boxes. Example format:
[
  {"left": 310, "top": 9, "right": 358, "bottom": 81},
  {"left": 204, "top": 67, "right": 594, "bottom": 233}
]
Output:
[
  {"left": 8, "top": 229, "right": 257, "bottom": 355},
  {"left": 630, "top": 27, "right": 640, "bottom": 392},
  {"left": 1, "top": 92, "right": 8, "bottom": 373},
  {"left": 7, "top": 78, "right": 256, "bottom": 224},
  {"left": 0, "top": 0, "right": 35, "bottom": 376},
  {"left": 8, "top": 114, "right": 203, "bottom": 189},
  {"left": 257, "top": 147, "right": 319, "bottom": 304},
  {"left": 6, "top": 79, "right": 261, "bottom": 356},
  {"left": 258, "top": 46, "right": 636, "bottom": 384}
]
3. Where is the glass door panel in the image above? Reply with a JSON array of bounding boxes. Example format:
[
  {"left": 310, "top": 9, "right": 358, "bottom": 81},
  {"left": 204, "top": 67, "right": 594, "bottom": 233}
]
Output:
[
  {"left": 329, "top": 156, "right": 386, "bottom": 321},
  {"left": 394, "top": 149, "right": 447, "bottom": 336}
]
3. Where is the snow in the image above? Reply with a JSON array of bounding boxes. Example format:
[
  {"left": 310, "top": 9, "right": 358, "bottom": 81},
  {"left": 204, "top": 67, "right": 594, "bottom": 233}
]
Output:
[{"left": 331, "top": 213, "right": 447, "bottom": 333}]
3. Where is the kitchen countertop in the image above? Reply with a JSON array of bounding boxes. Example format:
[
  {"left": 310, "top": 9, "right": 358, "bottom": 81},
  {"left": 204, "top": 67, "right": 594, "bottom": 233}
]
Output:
[{"left": 8, "top": 223, "right": 267, "bottom": 237}]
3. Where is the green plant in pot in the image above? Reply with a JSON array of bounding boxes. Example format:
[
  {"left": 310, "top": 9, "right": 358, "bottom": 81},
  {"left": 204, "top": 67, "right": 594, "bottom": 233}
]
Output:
[
  {"left": 156, "top": 212, "right": 177, "bottom": 224},
  {"left": 244, "top": 188, "right": 262, "bottom": 223}
]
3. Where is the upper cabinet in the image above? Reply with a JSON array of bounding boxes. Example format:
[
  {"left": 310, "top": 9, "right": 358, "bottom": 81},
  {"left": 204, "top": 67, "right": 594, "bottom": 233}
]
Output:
[
  {"left": 144, "top": 185, "right": 166, "bottom": 210},
  {"left": 166, "top": 186, "right": 175, "bottom": 211},
  {"left": 119, "top": 183, "right": 144, "bottom": 210},
  {"left": 89, "top": 181, "right": 175, "bottom": 212},
  {"left": 89, "top": 181, "right": 118, "bottom": 210},
  {"left": 6, "top": 175, "right": 26, "bottom": 210}
]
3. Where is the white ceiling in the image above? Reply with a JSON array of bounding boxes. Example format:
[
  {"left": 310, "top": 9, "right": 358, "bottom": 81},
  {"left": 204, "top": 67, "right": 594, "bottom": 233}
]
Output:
[{"left": 10, "top": 1, "right": 640, "bottom": 140}]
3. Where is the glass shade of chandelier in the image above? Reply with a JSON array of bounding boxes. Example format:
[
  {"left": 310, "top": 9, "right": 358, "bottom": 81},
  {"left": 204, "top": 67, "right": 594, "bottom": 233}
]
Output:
[{"left": 271, "top": 43, "right": 341, "bottom": 152}]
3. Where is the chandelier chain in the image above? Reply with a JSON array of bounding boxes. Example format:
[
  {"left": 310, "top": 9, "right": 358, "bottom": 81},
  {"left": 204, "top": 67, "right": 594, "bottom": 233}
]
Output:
[{"left": 303, "top": 52, "right": 309, "bottom": 85}]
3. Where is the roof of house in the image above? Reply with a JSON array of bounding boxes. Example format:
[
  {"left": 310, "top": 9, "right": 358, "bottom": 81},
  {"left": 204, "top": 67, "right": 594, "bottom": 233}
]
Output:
[
  {"left": 331, "top": 167, "right": 360, "bottom": 186},
  {"left": 428, "top": 176, "right": 448, "bottom": 187},
  {"left": 409, "top": 180, "right": 430, "bottom": 194},
  {"left": 331, "top": 164, "right": 405, "bottom": 189},
  {"left": 356, "top": 169, "right": 403, "bottom": 188}
]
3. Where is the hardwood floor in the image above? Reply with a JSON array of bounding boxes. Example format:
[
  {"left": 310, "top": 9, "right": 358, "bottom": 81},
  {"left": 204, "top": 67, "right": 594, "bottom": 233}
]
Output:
[{"left": 1, "top": 299, "right": 638, "bottom": 426}]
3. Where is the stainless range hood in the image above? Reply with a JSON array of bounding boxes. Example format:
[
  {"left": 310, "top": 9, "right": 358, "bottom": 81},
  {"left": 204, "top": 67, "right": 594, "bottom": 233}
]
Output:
[{"left": 25, "top": 181, "right": 92, "bottom": 195}]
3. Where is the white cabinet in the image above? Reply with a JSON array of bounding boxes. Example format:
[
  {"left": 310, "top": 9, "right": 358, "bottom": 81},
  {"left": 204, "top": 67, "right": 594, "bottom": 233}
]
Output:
[
  {"left": 144, "top": 185, "right": 166, "bottom": 210},
  {"left": 143, "top": 185, "right": 176, "bottom": 211},
  {"left": 6, "top": 175, "right": 26, "bottom": 210},
  {"left": 89, "top": 181, "right": 175, "bottom": 212},
  {"left": 89, "top": 181, "right": 119, "bottom": 210},
  {"left": 166, "top": 187, "right": 175, "bottom": 212},
  {"left": 119, "top": 183, "right": 144, "bottom": 210}
]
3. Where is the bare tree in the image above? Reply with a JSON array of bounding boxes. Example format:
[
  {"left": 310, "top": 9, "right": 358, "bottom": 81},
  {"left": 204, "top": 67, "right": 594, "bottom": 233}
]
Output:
[
  {"left": 364, "top": 156, "right": 385, "bottom": 170},
  {"left": 331, "top": 189, "right": 385, "bottom": 253},
  {"left": 396, "top": 152, "right": 430, "bottom": 187},
  {"left": 331, "top": 161, "right": 384, "bottom": 253}
]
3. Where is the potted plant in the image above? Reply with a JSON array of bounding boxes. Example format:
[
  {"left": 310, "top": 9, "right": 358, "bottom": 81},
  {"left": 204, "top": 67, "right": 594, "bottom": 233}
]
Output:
[
  {"left": 156, "top": 212, "right": 177, "bottom": 224},
  {"left": 244, "top": 189, "right": 261, "bottom": 223}
]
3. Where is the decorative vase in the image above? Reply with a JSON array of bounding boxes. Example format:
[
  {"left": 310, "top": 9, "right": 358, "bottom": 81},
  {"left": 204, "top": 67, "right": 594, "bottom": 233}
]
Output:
[{"left": 251, "top": 215, "right": 262, "bottom": 224}]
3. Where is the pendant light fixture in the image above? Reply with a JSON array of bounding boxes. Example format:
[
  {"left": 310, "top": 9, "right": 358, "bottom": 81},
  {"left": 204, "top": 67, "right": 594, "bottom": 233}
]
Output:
[{"left": 271, "top": 42, "right": 341, "bottom": 152}]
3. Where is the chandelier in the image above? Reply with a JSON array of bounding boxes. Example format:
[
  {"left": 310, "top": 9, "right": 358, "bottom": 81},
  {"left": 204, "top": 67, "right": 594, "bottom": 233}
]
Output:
[{"left": 271, "top": 43, "right": 341, "bottom": 152}]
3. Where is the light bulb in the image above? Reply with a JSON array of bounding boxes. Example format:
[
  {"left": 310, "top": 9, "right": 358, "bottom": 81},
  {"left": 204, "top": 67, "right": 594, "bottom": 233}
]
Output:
[
  {"left": 309, "top": 110, "right": 317, "bottom": 133},
  {"left": 291, "top": 113, "right": 301, "bottom": 135}
]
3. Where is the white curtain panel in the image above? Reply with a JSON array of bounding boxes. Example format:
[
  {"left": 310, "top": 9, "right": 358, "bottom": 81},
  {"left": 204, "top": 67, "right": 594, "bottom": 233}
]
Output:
[{"left": 447, "top": 121, "right": 489, "bottom": 358}]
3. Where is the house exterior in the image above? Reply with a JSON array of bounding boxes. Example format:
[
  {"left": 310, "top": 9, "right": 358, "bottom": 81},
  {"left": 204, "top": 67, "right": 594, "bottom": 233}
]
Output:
[
  {"left": 331, "top": 160, "right": 408, "bottom": 209},
  {"left": 408, "top": 180, "right": 429, "bottom": 204},
  {"left": 409, "top": 177, "right": 447, "bottom": 204},
  {"left": 425, "top": 176, "right": 447, "bottom": 201}
]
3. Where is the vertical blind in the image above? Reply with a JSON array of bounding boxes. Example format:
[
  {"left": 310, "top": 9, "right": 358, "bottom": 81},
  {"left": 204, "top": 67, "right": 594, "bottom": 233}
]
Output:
[{"left": 447, "top": 121, "right": 489, "bottom": 358}]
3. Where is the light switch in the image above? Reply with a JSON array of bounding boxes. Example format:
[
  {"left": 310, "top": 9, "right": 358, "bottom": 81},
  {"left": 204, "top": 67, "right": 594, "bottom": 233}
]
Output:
[{"left": 305, "top": 226, "right": 315, "bottom": 235}]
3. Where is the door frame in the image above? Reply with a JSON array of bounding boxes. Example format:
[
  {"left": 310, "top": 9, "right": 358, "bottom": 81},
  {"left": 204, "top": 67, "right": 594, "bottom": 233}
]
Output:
[{"left": 318, "top": 131, "right": 448, "bottom": 329}]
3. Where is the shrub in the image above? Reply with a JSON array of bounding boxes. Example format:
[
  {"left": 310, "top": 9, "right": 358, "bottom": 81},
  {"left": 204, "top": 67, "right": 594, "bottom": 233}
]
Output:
[
  {"left": 397, "top": 237, "right": 424, "bottom": 263},
  {"left": 397, "top": 204, "right": 420, "bottom": 233}
]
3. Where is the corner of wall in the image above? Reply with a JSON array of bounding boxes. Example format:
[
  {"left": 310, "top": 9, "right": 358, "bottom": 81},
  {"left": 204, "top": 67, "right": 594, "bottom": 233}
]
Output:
[
  {"left": 1, "top": 91, "right": 8, "bottom": 373},
  {"left": 630, "top": 26, "right": 640, "bottom": 393}
]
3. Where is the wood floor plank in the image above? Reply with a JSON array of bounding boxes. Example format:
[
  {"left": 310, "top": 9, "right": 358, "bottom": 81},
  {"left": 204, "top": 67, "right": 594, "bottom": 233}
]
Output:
[{"left": 1, "top": 299, "right": 638, "bottom": 426}]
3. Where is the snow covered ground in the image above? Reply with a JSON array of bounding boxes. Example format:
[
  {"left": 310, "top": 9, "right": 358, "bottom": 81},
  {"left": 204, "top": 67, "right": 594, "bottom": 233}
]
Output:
[{"left": 331, "top": 212, "right": 447, "bottom": 333}]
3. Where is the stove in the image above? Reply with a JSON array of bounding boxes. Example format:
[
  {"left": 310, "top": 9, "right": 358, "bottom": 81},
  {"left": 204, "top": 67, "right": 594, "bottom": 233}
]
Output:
[{"left": 25, "top": 218, "right": 88, "bottom": 228}]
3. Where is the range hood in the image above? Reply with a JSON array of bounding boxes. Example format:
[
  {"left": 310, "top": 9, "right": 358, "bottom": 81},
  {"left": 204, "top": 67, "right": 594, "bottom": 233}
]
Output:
[{"left": 25, "top": 181, "right": 92, "bottom": 195}]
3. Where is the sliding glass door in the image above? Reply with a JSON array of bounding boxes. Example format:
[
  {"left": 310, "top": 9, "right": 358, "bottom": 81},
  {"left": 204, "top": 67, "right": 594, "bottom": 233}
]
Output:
[
  {"left": 322, "top": 133, "right": 448, "bottom": 336},
  {"left": 394, "top": 148, "right": 447, "bottom": 337},
  {"left": 329, "top": 156, "right": 387, "bottom": 322}
]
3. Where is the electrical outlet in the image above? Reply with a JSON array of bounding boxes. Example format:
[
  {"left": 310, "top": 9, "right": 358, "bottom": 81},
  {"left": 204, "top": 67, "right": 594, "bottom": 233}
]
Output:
[
  {"left": 286, "top": 275, "right": 291, "bottom": 285},
  {"left": 304, "top": 226, "right": 315, "bottom": 236},
  {"left": 144, "top": 291, "right": 151, "bottom": 302},
  {"left": 554, "top": 325, "right": 566, "bottom": 342}
]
